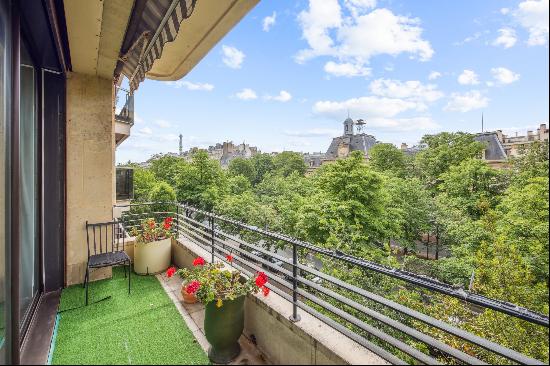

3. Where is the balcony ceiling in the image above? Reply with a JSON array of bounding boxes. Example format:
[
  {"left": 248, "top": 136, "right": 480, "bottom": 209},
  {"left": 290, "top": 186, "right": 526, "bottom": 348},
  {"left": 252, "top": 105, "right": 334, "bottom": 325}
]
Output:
[
  {"left": 63, "top": 0, "right": 134, "bottom": 79},
  {"left": 146, "top": 0, "right": 258, "bottom": 81}
]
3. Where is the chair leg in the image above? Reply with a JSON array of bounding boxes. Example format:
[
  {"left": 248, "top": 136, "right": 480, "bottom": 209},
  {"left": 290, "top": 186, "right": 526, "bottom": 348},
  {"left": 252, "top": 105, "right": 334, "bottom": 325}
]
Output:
[
  {"left": 128, "top": 261, "right": 131, "bottom": 295},
  {"left": 124, "top": 263, "right": 127, "bottom": 278},
  {"left": 85, "top": 266, "right": 90, "bottom": 306}
]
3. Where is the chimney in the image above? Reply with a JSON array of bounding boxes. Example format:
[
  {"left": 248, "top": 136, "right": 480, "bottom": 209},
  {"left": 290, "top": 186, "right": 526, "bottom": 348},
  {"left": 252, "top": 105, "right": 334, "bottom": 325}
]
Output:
[{"left": 400, "top": 143, "right": 408, "bottom": 150}]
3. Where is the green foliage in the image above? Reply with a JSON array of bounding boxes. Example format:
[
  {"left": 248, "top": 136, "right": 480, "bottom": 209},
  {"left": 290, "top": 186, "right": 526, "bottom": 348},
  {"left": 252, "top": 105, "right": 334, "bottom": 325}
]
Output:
[
  {"left": 296, "top": 151, "right": 392, "bottom": 258},
  {"left": 496, "top": 176, "right": 549, "bottom": 283},
  {"left": 228, "top": 157, "right": 256, "bottom": 184},
  {"left": 438, "top": 159, "right": 507, "bottom": 219},
  {"left": 133, "top": 167, "right": 158, "bottom": 201},
  {"left": 509, "top": 140, "right": 549, "bottom": 186},
  {"left": 175, "top": 151, "right": 227, "bottom": 210},
  {"left": 368, "top": 143, "right": 407, "bottom": 177},
  {"left": 149, "top": 181, "right": 177, "bottom": 202},
  {"left": 250, "top": 153, "right": 275, "bottom": 185},
  {"left": 415, "top": 132, "right": 485, "bottom": 187},
  {"left": 272, "top": 151, "right": 307, "bottom": 177},
  {"left": 149, "top": 155, "right": 187, "bottom": 187},
  {"left": 227, "top": 175, "right": 252, "bottom": 195}
]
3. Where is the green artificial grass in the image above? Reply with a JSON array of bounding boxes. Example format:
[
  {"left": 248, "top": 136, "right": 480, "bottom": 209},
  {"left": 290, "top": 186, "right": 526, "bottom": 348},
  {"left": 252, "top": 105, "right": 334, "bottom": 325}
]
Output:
[{"left": 52, "top": 267, "right": 209, "bottom": 365}]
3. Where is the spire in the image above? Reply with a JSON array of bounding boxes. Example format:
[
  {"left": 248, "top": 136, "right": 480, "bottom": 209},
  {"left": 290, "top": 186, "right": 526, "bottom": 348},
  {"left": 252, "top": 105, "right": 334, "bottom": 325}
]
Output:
[
  {"left": 179, "top": 134, "right": 183, "bottom": 156},
  {"left": 481, "top": 112, "right": 484, "bottom": 133}
]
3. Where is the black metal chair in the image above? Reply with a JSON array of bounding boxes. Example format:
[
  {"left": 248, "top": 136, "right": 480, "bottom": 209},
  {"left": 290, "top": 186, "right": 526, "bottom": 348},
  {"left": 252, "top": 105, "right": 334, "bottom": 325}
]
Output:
[{"left": 85, "top": 221, "right": 131, "bottom": 305}]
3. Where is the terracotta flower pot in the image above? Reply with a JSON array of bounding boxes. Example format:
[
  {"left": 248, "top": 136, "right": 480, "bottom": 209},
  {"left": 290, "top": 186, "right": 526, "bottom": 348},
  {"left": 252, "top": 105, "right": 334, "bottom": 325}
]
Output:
[
  {"left": 204, "top": 296, "right": 245, "bottom": 364},
  {"left": 181, "top": 283, "right": 198, "bottom": 304}
]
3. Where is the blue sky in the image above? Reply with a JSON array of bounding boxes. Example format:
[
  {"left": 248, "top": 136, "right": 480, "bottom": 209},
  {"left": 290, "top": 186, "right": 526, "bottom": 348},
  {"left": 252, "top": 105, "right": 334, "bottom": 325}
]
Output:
[{"left": 116, "top": 0, "right": 549, "bottom": 164}]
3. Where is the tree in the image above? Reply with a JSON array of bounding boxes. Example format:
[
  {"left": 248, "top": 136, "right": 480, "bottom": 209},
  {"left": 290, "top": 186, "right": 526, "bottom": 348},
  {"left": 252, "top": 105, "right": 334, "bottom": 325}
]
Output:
[
  {"left": 149, "top": 181, "right": 177, "bottom": 214},
  {"left": 250, "top": 153, "right": 274, "bottom": 185},
  {"left": 368, "top": 143, "right": 407, "bottom": 177},
  {"left": 273, "top": 151, "right": 307, "bottom": 177},
  {"left": 415, "top": 132, "right": 485, "bottom": 187},
  {"left": 149, "top": 155, "right": 187, "bottom": 187},
  {"left": 132, "top": 167, "right": 158, "bottom": 202},
  {"left": 384, "top": 176, "right": 431, "bottom": 251},
  {"left": 228, "top": 157, "right": 256, "bottom": 184},
  {"left": 227, "top": 175, "right": 252, "bottom": 195},
  {"left": 175, "top": 151, "right": 227, "bottom": 210},
  {"left": 296, "top": 151, "right": 393, "bottom": 259},
  {"left": 509, "top": 140, "right": 549, "bottom": 186},
  {"left": 496, "top": 176, "right": 549, "bottom": 283},
  {"left": 438, "top": 159, "right": 507, "bottom": 219}
]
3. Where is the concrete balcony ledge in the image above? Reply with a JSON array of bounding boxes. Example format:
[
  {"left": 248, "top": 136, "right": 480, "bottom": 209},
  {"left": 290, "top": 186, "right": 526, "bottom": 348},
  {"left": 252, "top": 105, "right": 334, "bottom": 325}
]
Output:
[{"left": 170, "top": 236, "right": 388, "bottom": 365}]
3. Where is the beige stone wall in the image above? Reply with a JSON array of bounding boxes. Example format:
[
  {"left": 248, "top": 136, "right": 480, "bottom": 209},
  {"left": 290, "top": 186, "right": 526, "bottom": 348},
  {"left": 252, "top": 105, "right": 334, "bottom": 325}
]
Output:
[{"left": 66, "top": 72, "right": 115, "bottom": 285}]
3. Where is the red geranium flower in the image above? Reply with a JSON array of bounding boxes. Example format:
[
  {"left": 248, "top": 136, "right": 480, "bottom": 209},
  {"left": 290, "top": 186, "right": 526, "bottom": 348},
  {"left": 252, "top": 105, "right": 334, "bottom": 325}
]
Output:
[
  {"left": 262, "top": 286, "right": 270, "bottom": 297},
  {"left": 226, "top": 254, "right": 233, "bottom": 262},
  {"left": 163, "top": 222, "right": 171, "bottom": 230},
  {"left": 193, "top": 257, "right": 206, "bottom": 266},
  {"left": 149, "top": 221, "right": 155, "bottom": 229},
  {"left": 186, "top": 280, "right": 201, "bottom": 294},
  {"left": 255, "top": 272, "right": 268, "bottom": 288},
  {"left": 166, "top": 266, "right": 176, "bottom": 278},
  {"left": 165, "top": 217, "right": 173, "bottom": 224}
]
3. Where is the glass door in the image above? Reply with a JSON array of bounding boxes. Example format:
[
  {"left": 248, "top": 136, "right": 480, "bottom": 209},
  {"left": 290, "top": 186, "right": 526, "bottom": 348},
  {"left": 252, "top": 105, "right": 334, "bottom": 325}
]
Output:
[{"left": 19, "top": 38, "right": 39, "bottom": 329}]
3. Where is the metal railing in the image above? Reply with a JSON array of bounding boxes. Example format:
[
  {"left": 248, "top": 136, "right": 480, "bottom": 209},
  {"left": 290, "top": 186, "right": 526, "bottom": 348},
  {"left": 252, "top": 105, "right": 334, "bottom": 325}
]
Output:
[
  {"left": 115, "top": 87, "right": 134, "bottom": 125},
  {"left": 115, "top": 202, "right": 549, "bottom": 365}
]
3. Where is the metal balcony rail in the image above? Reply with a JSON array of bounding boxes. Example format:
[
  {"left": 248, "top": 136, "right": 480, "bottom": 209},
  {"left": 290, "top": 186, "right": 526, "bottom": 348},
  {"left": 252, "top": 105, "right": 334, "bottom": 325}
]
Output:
[
  {"left": 115, "top": 87, "right": 134, "bottom": 125},
  {"left": 114, "top": 202, "right": 548, "bottom": 365}
]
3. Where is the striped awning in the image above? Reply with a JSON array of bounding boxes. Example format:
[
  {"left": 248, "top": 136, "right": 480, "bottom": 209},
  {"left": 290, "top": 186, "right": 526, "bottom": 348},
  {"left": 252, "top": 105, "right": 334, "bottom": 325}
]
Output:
[{"left": 116, "top": 0, "right": 198, "bottom": 92}]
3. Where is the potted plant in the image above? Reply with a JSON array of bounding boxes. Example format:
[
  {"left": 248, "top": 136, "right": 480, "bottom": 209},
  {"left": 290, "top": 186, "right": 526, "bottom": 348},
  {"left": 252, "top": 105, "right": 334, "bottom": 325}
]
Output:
[
  {"left": 131, "top": 217, "right": 173, "bottom": 275},
  {"left": 167, "top": 255, "right": 270, "bottom": 364}
]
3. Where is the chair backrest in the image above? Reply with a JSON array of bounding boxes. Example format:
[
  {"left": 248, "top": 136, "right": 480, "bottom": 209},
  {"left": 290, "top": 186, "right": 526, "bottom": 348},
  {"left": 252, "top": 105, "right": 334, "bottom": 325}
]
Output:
[{"left": 85, "top": 221, "right": 125, "bottom": 257}]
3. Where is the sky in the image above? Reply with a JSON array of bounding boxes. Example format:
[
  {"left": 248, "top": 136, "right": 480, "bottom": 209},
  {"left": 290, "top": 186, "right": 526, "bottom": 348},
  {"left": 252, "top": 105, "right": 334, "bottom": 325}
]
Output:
[{"left": 116, "top": 0, "right": 549, "bottom": 164}]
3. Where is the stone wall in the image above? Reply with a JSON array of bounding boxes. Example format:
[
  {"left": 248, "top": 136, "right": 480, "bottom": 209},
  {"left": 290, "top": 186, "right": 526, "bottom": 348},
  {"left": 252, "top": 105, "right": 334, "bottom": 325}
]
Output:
[{"left": 65, "top": 72, "right": 115, "bottom": 285}]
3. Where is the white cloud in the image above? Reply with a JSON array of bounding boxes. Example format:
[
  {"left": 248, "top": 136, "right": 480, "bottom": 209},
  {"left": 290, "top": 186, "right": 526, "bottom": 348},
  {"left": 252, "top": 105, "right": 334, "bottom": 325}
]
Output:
[
  {"left": 458, "top": 69, "right": 480, "bottom": 85},
  {"left": 369, "top": 79, "right": 444, "bottom": 103},
  {"left": 222, "top": 45, "right": 245, "bottom": 69},
  {"left": 296, "top": 1, "right": 433, "bottom": 69},
  {"left": 139, "top": 127, "right": 153, "bottom": 135},
  {"left": 428, "top": 71, "right": 442, "bottom": 80},
  {"left": 492, "top": 28, "right": 518, "bottom": 48},
  {"left": 500, "top": 8, "right": 511, "bottom": 15},
  {"left": 263, "top": 12, "right": 277, "bottom": 32},
  {"left": 235, "top": 88, "right": 258, "bottom": 100},
  {"left": 490, "top": 67, "right": 520, "bottom": 85},
  {"left": 154, "top": 120, "right": 172, "bottom": 128},
  {"left": 265, "top": 90, "right": 292, "bottom": 102},
  {"left": 513, "top": 0, "right": 549, "bottom": 46},
  {"left": 312, "top": 95, "right": 439, "bottom": 131},
  {"left": 313, "top": 96, "right": 420, "bottom": 119},
  {"left": 167, "top": 80, "right": 214, "bottom": 91},
  {"left": 323, "top": 61, "right": 371, "bottom": 77},
  {"left": 454, "top": 32, "right": 482, "bottom": 46},
  {"left": 444, "top": 90, "right": 489, "bottom": 112}
]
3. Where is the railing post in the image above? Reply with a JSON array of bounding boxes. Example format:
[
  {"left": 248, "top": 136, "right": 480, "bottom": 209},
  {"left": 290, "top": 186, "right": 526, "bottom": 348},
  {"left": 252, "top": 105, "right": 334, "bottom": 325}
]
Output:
[
  {"left": 289, "top": 242, "right": 301, "bottom": 322},
  {"left": 210, "top": 216, "right": 215, "bottom": 263},
  {"left": 175, "top": 204, "right": 179, "bottom": 238}
]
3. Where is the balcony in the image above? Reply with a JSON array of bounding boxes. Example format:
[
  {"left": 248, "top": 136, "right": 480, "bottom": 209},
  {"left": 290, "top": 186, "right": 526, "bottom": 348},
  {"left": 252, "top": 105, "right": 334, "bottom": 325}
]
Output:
[
  {"left": 47, "top": 201, "right": 542, "bottom": 365},
  {"left": 115, "top": 88, "right": 134, "bottom": 147}
]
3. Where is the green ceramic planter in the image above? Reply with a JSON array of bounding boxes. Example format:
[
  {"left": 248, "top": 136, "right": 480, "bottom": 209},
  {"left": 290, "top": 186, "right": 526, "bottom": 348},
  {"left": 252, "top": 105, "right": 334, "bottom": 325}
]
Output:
[{"left": 204, "top": 296, "right": 245, "bottom": 364}]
